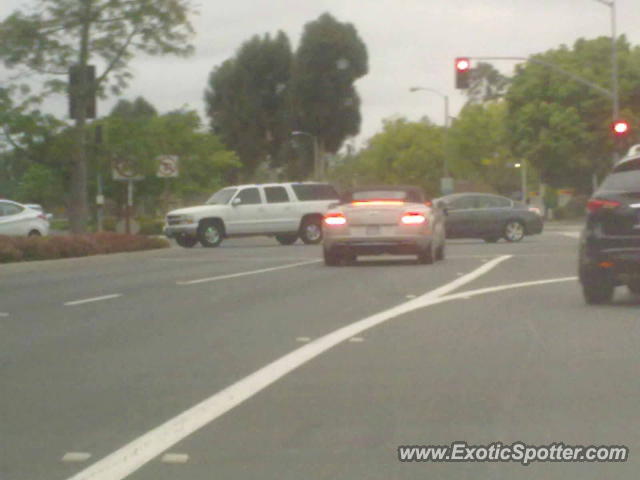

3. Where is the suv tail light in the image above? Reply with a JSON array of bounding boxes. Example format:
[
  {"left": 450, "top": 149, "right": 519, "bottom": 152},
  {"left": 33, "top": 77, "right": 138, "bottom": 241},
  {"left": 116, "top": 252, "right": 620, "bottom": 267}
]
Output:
[
  {"left": 401, "top": 212, "right": 427, "bottom": 225},
  {"left": 324, "top": 212, "right": 347, "bottom": 226},
  {"left": 528, "top": 207, "right": 542, "bottom": 216},
  {"left": 586, "top": 198, "right": 621, "bottom": 213}
]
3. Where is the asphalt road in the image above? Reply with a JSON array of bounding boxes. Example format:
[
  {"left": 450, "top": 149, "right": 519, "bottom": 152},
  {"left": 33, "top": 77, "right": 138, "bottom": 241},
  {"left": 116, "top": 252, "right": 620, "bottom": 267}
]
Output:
[{"left": 2, "top": 226, "right": 639, "bottom": 480}]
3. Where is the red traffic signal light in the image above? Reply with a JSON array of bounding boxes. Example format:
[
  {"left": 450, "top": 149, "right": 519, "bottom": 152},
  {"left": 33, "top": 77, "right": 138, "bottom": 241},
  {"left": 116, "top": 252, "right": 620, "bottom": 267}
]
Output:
[
  {"left": 612, "top": 120, "right": 630, "bottom": 137},
  {"left": 455, "top": 57, "right": 471, "bottom": 89}
]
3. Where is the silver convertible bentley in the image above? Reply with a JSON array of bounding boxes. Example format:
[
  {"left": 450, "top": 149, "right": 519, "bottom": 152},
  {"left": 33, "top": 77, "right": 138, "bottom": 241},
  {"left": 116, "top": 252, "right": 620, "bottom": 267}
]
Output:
[{"left": 322, "top": 186, "right": 446, "bottom": 266}]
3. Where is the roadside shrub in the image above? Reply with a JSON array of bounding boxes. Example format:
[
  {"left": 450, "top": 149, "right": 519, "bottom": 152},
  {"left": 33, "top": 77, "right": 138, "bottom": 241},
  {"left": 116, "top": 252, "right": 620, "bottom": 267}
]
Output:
[
  {"left": 49, "top": 218, "right": 70, "bottom": 231},
  {"left": 102, "top": 217, "right": 117, "bottom": 232},
  {"left": 0, "top": 241, "right": 23, "bottom": 262},
  {"left": 0, "top": 233, "right": 169, "bottom": 263},
  {"left": 137, "top": 217, "right": 165, "bottom": 235}
]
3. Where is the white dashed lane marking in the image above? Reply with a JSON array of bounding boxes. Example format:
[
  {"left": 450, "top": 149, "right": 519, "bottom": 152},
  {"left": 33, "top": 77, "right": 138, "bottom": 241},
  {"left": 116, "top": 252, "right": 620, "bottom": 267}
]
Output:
[
  {"left": 160, "top": 453, "right": 189, "bottom": 464},
  {"left": 62, "top": 453, "right": 92, "bottom": 463},
  {"left": 176, "top": 260, "right": 321, "bottom": 285},
  {"left": 348, "top": 337, "right": 364, "bottom": 343},
  {"left": 64, "top": 294, "right": 122, "bottom": 306},
  {"left": 295, "top": 337, "right": 311, "bottom": 343},
  {"left": 0, "top": 312, "right": 9, "bottom": 317}
]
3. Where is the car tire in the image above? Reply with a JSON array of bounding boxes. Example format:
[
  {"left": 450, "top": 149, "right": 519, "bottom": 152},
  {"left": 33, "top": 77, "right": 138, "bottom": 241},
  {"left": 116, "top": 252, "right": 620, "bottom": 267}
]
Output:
[
  {"left": 503, "top": 220, "right": 525, "bottom": 242},
  {"left": 627, "top": 281, "right": 640, "bottom": 295},
  {"left": 417, "top": 242, "right": 434, "bottom": 265},
  {"left": 176, "top": 234, "right": 198, "bottom": 248},
  {"left": 275, "top": 234, "right": 298, "bottom": 245},
  {"left": 28, "top": 230, "right": 41, "bottom": 237},
  {"left": 580, "top": 268, "right": 614, "bottom": 304},
  {"left": 483, "top": 236, "right": 499, "bottom": 243},
  {"left": 198, "top": 220, "right": 223, "bottom": 248},
  {"left": 300, "top": 217, "right": 323, "bottom": 244},
  {"left": 323, "top": 247, "right": 341, "bottom": 266}
]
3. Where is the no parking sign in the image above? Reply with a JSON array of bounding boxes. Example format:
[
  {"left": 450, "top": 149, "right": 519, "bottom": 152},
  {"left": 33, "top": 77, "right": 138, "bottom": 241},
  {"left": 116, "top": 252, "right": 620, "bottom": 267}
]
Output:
[{"left": 156, "top": 156, "right": 179, "bottom": 178}]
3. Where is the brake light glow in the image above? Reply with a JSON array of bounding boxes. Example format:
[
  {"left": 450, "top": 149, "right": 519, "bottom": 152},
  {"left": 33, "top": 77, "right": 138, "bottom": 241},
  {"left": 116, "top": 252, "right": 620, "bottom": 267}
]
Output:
[
  {"left": 401, "top": 212, "right": 427, "bottom": 225},
  {"left": 37, "top": 214, "right": 48, "bottom": 221},
  {"left": 324, "top": 213, "right": 347, "bottom": 226},
  {"left": 528, "top": 207, "right": 542, "bottom": 216},
  {"left": 351, "top": 200, "right": 404, "bottom": 206},
  {"left": 586, "top": 198, "right": 621, "bottom": 213}
]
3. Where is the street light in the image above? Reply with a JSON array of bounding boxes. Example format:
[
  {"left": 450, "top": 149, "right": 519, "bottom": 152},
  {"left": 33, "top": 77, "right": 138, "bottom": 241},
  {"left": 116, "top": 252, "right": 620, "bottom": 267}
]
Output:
[
  {"left": 593, "top": 0, "right": 619, "bottom": 123},
  {"left": 510, "top": 162, "right": 527, "bottom": 203},
  {"left": 291, "top": 131, "right": 321, "bottom": 180},
  {"left": 409, "top": 87, "right": 452, "bottom": 194}
]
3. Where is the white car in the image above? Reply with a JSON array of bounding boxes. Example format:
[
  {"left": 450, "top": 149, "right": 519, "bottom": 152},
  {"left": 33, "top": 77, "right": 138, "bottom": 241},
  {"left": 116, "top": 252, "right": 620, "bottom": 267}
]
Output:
[
  {"left": 0, "top": 200, "right": 50, "bottom": 237},
  {"left": 164, "top": 182, "right": 340, "bottom": 247}
]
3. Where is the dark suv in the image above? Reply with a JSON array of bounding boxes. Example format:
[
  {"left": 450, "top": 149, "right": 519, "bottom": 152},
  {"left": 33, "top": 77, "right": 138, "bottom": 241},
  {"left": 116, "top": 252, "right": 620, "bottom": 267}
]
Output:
[{"left": 579, "top": 146, "right": 640, "bottom": 304}]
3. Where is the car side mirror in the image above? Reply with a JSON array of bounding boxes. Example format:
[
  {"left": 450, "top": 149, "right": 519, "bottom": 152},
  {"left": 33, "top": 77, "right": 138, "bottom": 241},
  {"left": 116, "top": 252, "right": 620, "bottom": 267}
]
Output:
[{"left": 231, "top": 197, "right": 241, "bottom": 207}]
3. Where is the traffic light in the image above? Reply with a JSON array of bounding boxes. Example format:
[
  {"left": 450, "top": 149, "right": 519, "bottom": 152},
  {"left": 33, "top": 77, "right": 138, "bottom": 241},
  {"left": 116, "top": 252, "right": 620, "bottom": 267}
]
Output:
[
  {"left": 69, "top": 64, "right": 96, "bottom": 119},
  {"left": 612, "top": 119, "right": 630, "bottom": 137},
  {"left": 455, "top": 57, "right": 471, "bottom": 89}
]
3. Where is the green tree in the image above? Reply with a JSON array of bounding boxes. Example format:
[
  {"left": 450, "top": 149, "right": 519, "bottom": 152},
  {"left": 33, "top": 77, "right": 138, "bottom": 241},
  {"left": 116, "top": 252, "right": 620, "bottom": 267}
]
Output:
[
  {"left": 110, "top": 97, "right": 158, "bottom": 119},
  {"left": 466, "top": 62, "right": 511, "bottom": 104},
  {"left": 506, "top": 36, "right": 640, "bottom": 190},
  {"left": 0, "top": 0, "right": 196, "bottom": 232},
  {"left": 448, "top": 101, "right": 523, "bottom": 194},
  {"left": 330, "top": 118, "right": 444, "bottom": 196},
  {"left": 205, "top": 32, "right": 292, "bottom": 179},
  {"left": 290, "top": 13, "right": 368, "bottom": 171},
  {"left": 97, "top": 109, "right": 240, "bottom": 213}
]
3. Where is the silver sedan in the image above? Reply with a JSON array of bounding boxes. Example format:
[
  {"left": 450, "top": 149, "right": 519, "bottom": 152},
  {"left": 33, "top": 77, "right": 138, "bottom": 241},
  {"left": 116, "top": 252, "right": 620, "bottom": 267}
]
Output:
[{"left": 322, "top": 186, "right": 446, "bottom": 266}]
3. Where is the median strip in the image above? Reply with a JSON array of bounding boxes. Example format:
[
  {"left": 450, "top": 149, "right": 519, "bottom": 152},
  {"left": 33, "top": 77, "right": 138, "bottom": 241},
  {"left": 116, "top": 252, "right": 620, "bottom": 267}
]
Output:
[
  {"left": 64, "top": 294, "right": 123, "bottom": 306},
  {"left": 176, "top": 259, "right": 321, "bottom": 285}
]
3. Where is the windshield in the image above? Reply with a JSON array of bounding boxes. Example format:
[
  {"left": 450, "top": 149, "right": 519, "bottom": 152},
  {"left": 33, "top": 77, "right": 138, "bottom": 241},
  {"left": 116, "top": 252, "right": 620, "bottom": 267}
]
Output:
[{"left": 206, "top": 188, "right": 237, "bottom": 205}]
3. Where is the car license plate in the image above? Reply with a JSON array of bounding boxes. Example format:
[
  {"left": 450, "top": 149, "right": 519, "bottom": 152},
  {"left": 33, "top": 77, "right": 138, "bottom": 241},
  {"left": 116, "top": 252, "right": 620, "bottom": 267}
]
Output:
[{"left": 366, "top": 225, "right": 380, "bottom": 235}]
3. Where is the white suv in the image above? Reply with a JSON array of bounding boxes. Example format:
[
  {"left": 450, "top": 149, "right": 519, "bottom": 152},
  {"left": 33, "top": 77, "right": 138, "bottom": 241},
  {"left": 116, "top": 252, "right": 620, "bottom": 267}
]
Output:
[{"left": 164, "top": 182, "right": 340, "bottom": 247}]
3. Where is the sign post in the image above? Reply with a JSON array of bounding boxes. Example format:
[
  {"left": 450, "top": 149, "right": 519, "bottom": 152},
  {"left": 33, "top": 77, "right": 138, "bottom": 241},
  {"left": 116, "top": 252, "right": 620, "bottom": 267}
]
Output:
[
  {"left": 156, "top": 156, "right": 179, "bottom": 214},
  {"left": 112, "top": 159, "right": 144, "bottom": 234}
]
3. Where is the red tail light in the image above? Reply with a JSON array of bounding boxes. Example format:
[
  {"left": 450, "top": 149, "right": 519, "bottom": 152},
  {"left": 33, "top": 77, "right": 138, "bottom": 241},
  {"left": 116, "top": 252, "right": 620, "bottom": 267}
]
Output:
[
  {"left": 401, "top": 212, "right": 427, "bottom": 225},
  {"left": 586, "top": 198, "right": 621, "bottom": 213},
  {"left": 38, "top": 214, "right": 48, "bottom": 221},
  {"left": 324, "top": 212, "right": 347, "bottom": 226}
]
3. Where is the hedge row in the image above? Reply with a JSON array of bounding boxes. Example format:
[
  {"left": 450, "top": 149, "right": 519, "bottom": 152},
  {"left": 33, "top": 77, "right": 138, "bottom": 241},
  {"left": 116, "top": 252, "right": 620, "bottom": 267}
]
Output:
[{"left": 0, "top": 232, "right": 169, "bottom": 263}]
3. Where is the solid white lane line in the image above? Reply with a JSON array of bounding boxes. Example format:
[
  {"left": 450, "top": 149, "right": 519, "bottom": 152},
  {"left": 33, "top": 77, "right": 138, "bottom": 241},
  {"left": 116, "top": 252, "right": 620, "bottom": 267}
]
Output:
[
  {"left": 160, "top": 453, "right": 189, "bottom": 464},
  {"left": 439, "top": 276, "right": 578, "bottom": 303},
  {"left": 176, "top": 260, "right": 321, "bottom": 285},
  {"left": 62, "top": 453, "right": 92, "bottom": 463},
  {"left": 64, "top": 255, "right": 510, "bottom": 480},
  {"left": 64, "top": 294, "right": 122, "bottom": 307}
]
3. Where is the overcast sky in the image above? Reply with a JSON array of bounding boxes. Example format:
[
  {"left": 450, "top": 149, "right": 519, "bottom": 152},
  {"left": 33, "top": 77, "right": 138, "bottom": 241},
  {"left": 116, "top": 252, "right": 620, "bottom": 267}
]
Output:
[{"left": 1, "top": 0, "right": 639, "bottom": 147}]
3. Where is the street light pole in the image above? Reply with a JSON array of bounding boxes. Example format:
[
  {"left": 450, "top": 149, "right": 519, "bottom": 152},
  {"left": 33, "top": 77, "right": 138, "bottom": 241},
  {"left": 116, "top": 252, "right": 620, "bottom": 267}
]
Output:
[{"left": 409, "top": 87, "right": 451, "bottom": 187}]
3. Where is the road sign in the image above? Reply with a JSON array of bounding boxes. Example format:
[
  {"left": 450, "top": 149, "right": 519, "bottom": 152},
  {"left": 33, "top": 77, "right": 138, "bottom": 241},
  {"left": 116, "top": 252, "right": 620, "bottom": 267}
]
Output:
[
  {"left": 440, "top": 177, "right": 455, "bottom": 195},
  {"left": 156, "top": 155, "right": 179, "bottom": 178},
  {"left": 112, "top": 159, "right": 144, "bottom": 181}
]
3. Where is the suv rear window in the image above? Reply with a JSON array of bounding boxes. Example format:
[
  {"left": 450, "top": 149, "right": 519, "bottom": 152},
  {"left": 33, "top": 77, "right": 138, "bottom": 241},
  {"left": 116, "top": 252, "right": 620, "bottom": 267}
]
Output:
[
  {"left": 600, "top": 158, "right": 640, "bottom": 192},
  {"left": 291, "top": 184, "right": 339, "bottom": 201}
]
